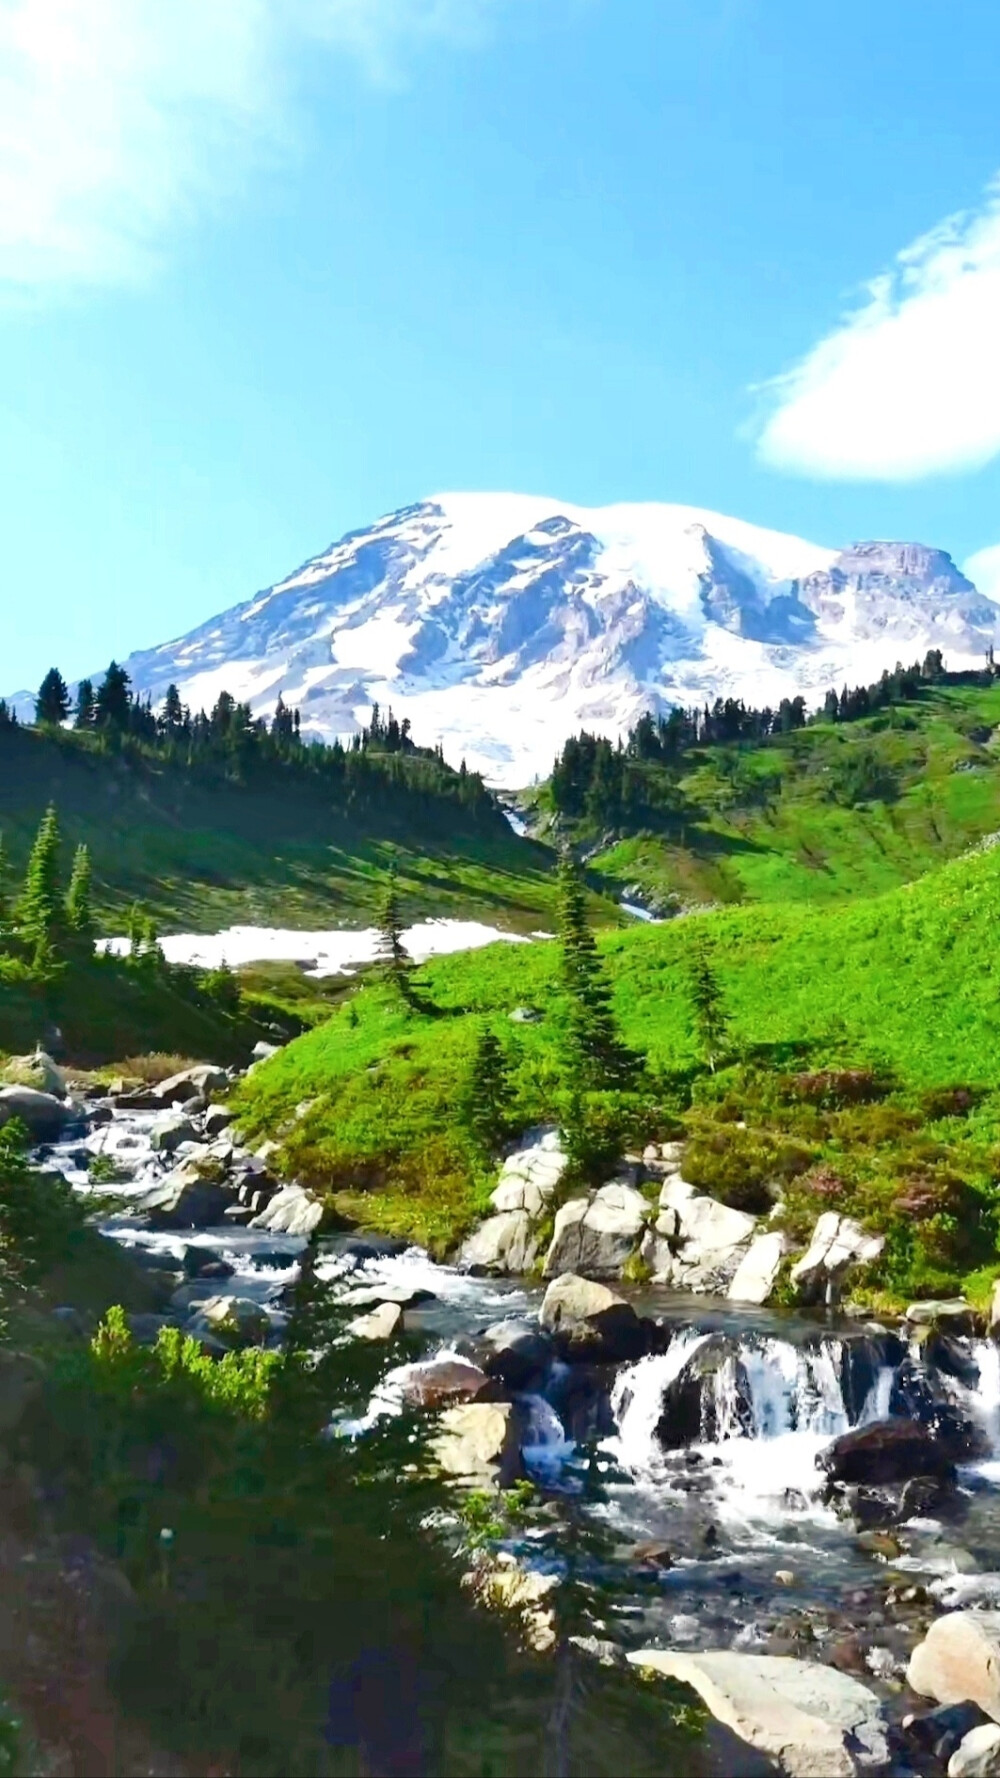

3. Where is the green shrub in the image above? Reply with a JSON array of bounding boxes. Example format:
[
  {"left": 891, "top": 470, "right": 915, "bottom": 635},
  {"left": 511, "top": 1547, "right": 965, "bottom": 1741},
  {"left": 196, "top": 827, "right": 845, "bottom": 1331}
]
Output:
[{"left": 683, "top": 1123, "right": 817, "bottom": 1213}]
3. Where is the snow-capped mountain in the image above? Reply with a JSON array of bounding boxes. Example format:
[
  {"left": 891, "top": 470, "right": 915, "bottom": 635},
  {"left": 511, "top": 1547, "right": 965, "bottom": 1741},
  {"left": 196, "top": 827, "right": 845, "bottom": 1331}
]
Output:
[{"left": 41, "top": 496, "right": 1000, "bottom": 783}]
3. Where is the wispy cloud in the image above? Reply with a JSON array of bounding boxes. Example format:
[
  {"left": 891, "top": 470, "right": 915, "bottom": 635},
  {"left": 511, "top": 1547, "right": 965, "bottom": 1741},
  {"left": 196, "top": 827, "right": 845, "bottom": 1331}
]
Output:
[
  {"left": 756, "top": 179, "right": 1000, "bottom": 482},
  {"left": 0, "top": 0, "right": 509, "bottom": 296},
  {"left": 965, "top": 542, "right": 1000, "bottom": 602}
]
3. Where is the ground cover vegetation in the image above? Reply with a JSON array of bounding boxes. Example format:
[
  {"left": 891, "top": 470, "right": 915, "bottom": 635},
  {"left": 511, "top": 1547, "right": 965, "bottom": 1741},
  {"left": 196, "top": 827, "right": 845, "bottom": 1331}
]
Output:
[
  {"left": 539, "top": 658, "right": 1000, "bottom": 912},
  {"left": 0, "top": 664, "right": 561, "bottom": 933},
  {"left": 234, "top": 839, "right": 1000, "bottom": 1304}
]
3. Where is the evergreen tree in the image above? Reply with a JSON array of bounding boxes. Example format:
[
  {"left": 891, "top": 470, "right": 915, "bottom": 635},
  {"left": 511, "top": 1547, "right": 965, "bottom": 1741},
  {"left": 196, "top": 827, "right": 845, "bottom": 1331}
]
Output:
[
  {"left": 65, "top": 843, "right": 94, "bottom": 940},
  {"left": 555, "top": 852, "right": 637, "bottom": 1090},
  {"left": 464, "top": 1025, "right": 513, "bottom": 1154},
  {"left": 94, "top": 661, "right": 132, "bottom": 729},
  {"left": 0, "top": 833, "right": 10, "bottom": 933},
  {"left": 35, "top": 667, "right": 70, "bottom": 725},
  {"left": 74, "top": 678, "right": 95, "bottom": 729},
  {"left": 16, "top": 804, "right": 63, "bottom": 955},
  {"left": 375, "top": 866, "right": 413, "bottom": 998},
  {"left": 686, "top": 939, "right": 728, "bottom": 1072}
]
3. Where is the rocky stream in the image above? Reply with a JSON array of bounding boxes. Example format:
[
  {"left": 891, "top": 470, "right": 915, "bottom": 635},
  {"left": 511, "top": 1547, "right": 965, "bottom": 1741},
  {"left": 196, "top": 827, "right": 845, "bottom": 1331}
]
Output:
[{"left": 9, "top": 1068, "right": 1000, "bottom": 1777}]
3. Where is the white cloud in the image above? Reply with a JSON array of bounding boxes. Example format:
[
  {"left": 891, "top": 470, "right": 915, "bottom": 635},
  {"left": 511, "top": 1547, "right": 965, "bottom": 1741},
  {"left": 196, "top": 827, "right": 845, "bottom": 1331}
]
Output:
[
  {"left": 965, "top": 542, "right": 1000, "bottom": 602},
  {"left": 0, "top": 0, "right": 508, "bottom": 295},
  {"left": 757, "top": 179, "right": 1000, "bottom": 482}
]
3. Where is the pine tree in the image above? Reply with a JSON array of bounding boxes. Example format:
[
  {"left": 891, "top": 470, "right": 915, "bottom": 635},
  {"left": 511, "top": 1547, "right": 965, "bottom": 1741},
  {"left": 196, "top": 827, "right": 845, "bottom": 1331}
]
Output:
[
  {"left": 65, "top": 844, "right": 93, "bottom": 941},
  {"left": 35, "top": 668, "right": 70, "bottom": 726},
  {"left": 75, "top": 678, "right": 95, "bottom": 729},
  {"left": 464, "top": 1025, "right": 513, "bottom": 1155},
  {"left": 160, "top": 684, "right": 184, "bottom": 738},
  {"left": 16, "top": 805, "right": 63, "bottom": 956},
  {"left": 555, "top": 852, "right": 636, "bottom": 1090},
  {"left": 94, "top": 662, "right": 132, "bottom": 729},
  {"left": 376, "top": 866, "right": 413, "bottom": 998},
  {"left": 686, "top": 940, "right": 728, "bottom": 1072}
]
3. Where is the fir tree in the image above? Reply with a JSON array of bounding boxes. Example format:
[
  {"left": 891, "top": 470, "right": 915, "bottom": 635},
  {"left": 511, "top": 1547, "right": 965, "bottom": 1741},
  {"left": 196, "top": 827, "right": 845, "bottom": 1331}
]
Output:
[
  {"left": 94, "top": 661, "right": 132, "bottom": 729},
  {"left": 376, "top": 865, "right": 413, "bottom": 998},
  {"left": 160, "top": 684, "right": 184, "bottom": 737},
  {"left": 16, "top": 805, "right": 63, "bottom": 955},
  {"left": 35, "top": 667, "right": 70, "bottom": 726},
  {"left": 65, "top": 843, "right": 93, "bottom": 940},
  {"left": 686, "top": 939, "right": 728, "bottom": 1071},
  {"left": 555, "top": 852, "right": 637, "bottom": 1090},
  {"left": 74, "top": 678, "right": 95, "bottom": 729},
  {"left": 464, "top": 1025, "right": 513, "bottom": 1155}
]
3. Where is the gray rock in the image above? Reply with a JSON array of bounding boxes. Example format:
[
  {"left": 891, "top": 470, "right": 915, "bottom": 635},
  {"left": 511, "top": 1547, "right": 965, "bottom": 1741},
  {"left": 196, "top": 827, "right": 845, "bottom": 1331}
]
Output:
[
  {"left": 127, "top": 1313, "right": 172, "bottom": 1345},
  {"left": 139, "top": 1161, "right": 234, "bottom": 1229},
  {"left": 728, "top": 1231, "right": 788, "bottom": 1305},
  {"left": 542, "top": 1182, "right": 649, "bottom": 1278},
  {"left": 539, "top": 1272, "right": 645, "bottom": 1361},
  {"left": 431, "top": 1401, "right": 522, "bottom": 1486},
  {"left": 251, "top": 1041, "right": 281, "bottom": 1063},
  {"left": 149, "top": 1112, "right": 197, "bottom": 1154},
  {"left": 1, "top": 1050, "right": 66, "bottom": 1098},
  {"left": 490, "top": 1128, "right": 567, "bottom": 1216},
  {"left": 627, "top": 1649, "right": 889, "bottom": 1776},
  {"left": 906, "top": 1298, "right": 978, "bottom": 1334},
  {"left": 347, "top": 1301, "right": 403, "bottom": 1341},
  {"left": 187, "top": 1295, "right": 269, "bottom": 1347},
  {"left": 248, "top": 1183, "right": 323, "bottom": 1236},
  {"left": 479, "top": 1321, "right": 551, "bottom": 1389},
  {"left": 152, "top": 1064, "right": 229, "bottom": 1105},
  {"left": 791, "top": 1214, "right": 884, "bottom": 1307},
  {"left": 457, "top": 1210, "right": 540, "bottom": 1274},
  {"left": 400, "top": 1359, "right": 489, "bottom": 1409},
  {"left": 508, "top": 1006, "right": 542, "bottom": 1024},
  {"left": 0, "top": 1085, "right": 72, "bottom": 1139},
  {"left": 908, "top": 1612, "right": 1000, "bottom": 1721},
  {"left": 203, "top": 1104, "right": 234, "bottom": 1136}
]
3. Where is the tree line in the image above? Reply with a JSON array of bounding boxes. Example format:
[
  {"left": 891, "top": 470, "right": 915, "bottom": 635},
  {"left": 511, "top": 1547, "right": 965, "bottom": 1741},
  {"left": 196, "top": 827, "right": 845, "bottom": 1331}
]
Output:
[
  {"left": 550, "top": 650, "right": 969, "bottom": 826},
  {"left": 0, "top": 663, "right": 500, "bottom": 827}
]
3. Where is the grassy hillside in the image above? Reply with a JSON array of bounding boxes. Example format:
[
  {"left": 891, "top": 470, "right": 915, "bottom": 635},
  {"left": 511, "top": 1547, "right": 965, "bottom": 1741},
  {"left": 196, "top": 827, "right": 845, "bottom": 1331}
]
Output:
[
  {"left": 232, "top": 843, "right": 1000, "bottom": 1297},
  {"left": 535, "top": 681, "right": 1000, "bottom": 911},
  {"left": 0, "top": 722, "right": 562, "bottom": 935}
]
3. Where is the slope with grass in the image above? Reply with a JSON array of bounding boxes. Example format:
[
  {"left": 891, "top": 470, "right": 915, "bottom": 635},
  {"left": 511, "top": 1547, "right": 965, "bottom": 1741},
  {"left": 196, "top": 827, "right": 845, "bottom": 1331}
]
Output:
[
  {"left": 233, "top": 843, "right": 1000, "bottom": 1300},
  {"left": 0, "top": 721, "right": 562, "bottom": 935},
  {"left": 537, "top": 681, "right": 1000, "bottom": 911}
]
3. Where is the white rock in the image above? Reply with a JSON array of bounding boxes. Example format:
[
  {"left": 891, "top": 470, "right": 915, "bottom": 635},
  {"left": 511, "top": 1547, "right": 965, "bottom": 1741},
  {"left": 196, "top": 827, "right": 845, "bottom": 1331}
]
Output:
[
  {"left": 430, "top": 1401, "right": 518, "bottom": 1485},
  {"left": 541, "top": 1182, "right": 649, "bottom": 1278},
  {"left": 728, "top": 1231, "right": 788, "bottom": 1305},
  {"left": 457, "top": 1210, "right": 540, "bottom": 1274},
  {"left": 790, "top": 1214, "right": 885, "bottom": 1306},
  {"left": 949, "top": 1724, "right": 1000, "bottom": 1778},
  {"left": 908, "top": 1611, "right": 1000, "bottom": 1721},
  {"left": 489, "top": 1177, "right": 549, "bottom": 1216},
  {"left": 248, "top": 1183, "right": 323, "bottom": 1236},
  {"left": 348, "top": 1301, "right": 403, "bottom": 1341},
  {"left": 627, "top": 1649, "right": 888, "bottom": 1777}
]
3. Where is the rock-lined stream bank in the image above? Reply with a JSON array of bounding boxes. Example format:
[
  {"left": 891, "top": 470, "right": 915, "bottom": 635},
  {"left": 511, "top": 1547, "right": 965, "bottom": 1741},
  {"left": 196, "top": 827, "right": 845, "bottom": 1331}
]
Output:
[{"left": 20, "top": 1079, "right": 1000, "bottom": 1776}]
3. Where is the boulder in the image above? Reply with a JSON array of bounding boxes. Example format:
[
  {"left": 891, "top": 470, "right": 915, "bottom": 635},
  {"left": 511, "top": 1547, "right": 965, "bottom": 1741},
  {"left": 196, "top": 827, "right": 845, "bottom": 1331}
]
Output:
[
  {"left": 189, "top": 1295, "right": 269, "bottom": 1346},
  {"left": 431, "top": 1402, "right": 522, "bottom": 1486},
  {"left": 1, "top": 1050, "right": 66, "bottom": 1098},
  {"left": 907, "top": 1299, "right": 978, "bottom": 1335},
  {"left": 538, "top": 1272, "right": 645, "bottom": 1362},
  {"left": 400, "top": 1360, "right": 490, "bottom": 1410},
  {"left": 457, "top": 1211, "right": 540, "bottom": 1275},
  {"left": 627, "top": 1649, "right": 889, "bottom": 1777},
  {"left": 908, "top": 1613, "right": 1000, "bottom": 1722},
  {"left": 542, "top": 1182, "right": 650, "bottom": 1279},
  {"left": 348, "top": 1302, "right": 403, "bottom": 1342},
  {"left": 489, "top": 1128, "right": 567, "bottom": 1216},
  {"left": 728, "top": 1232, "right": 788, "bottom": 1305},
  {"left": 152, "top": 1064, "right": 229, "bottom": 1105},
  {"left": 949, "top": 1725, "right": 1000, "bottom": 1777},
  {"left": 819, "top": 1418, "right": 958, "bottom": 1486},
  {"left": 656, "top": 1333, "right": 752, "bottom": 1449},
  {"left": 249, "top": 1184, "right": 323, "bottom": 1237},
  {"left": 462, "top": 1551, "right": 558, "bottom": 1651},
  {"left": 0, "top": 1085, "right": 72, "bottom": 1139},
  {"left": 139, "top": 1161, "right": 234, "bottom": 1230},
  {"left": 203, "top": 1104, "right": 234, "bottom": 1137},
  {"left": 250, "top": 1041, "right": 281, "bottom": 1064},
  {"left": 479, "top": 1321, "right": 551, "bottom": 1390},
  {"left": 790, "top": 1214, "right": 884, "bottom": 1307},
  {"left": 654, "top": 1178, "right": 758, "bottom": 1291},
  {"left": 149, "top": 1112, "right": 197, "bottom": 1154}
]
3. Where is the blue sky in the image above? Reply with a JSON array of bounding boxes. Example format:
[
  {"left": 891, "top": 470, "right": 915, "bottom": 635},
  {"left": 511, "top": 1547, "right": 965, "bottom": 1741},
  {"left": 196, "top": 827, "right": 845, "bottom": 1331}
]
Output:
[{"left": 4, "top": 0, "right": 1000, "bottom": 691}]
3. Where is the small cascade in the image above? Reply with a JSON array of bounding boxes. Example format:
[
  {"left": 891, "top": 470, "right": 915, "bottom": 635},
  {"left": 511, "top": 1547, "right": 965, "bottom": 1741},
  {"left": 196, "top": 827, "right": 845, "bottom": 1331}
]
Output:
[
  {"left": 606, "top": 1333, "right": 711, "bottom": 1475},
  {"left": 859, "top": 1365, "right": 896, "bottom": 1425}
]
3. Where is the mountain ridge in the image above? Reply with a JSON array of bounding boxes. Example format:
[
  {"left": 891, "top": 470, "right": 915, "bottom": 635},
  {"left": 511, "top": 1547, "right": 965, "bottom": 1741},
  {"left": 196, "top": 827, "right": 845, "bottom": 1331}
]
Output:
[{"left": 13, "top": 494, "right": 1000, "bottom": 784}]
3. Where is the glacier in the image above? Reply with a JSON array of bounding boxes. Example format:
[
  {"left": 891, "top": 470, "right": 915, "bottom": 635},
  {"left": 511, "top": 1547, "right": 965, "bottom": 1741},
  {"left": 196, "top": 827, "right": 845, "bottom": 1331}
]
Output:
[{"left": 21, "top": 493, "right": 1000, "bottom": 785}]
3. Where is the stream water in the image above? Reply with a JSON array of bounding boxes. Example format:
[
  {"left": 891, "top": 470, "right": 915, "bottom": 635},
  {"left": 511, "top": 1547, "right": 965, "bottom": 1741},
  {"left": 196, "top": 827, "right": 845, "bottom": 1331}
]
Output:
[{"left": 34, "top": 1100, "right": 1000, "bottom": 1728}]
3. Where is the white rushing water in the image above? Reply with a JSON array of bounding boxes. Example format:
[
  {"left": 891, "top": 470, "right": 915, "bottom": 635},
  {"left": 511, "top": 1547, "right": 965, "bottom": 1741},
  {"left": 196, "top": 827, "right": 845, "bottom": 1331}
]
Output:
[{"left": 98, "top": 918, "right": 531, "bottom": 977}]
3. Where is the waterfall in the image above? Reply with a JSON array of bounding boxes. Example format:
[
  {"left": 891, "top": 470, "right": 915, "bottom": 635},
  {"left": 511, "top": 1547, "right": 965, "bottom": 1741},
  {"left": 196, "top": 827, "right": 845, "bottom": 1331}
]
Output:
[
  {"left": 859, "top": 1365, "right": 896, "bottom": 1425},
  {"left": 606, "top": 1332, "right": 711, "bottom": 1475}
]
